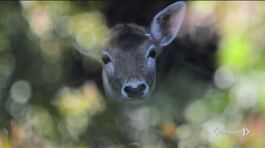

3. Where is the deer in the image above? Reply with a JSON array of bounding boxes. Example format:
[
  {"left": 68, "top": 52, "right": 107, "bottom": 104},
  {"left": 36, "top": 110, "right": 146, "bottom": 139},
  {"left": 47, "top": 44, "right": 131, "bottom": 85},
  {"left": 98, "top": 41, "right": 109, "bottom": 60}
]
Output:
[
  {"left": 69, "top": 3, "right": 187, "bottom": 145},
  {"left": 74, "top": 1, "right": 186, "bottom": 102},
  {"left": 68, "top": 2, "right": 186, "bottom": 145},
  {"left": 52, "top": 1, "right": 187, "bottom": 146}
]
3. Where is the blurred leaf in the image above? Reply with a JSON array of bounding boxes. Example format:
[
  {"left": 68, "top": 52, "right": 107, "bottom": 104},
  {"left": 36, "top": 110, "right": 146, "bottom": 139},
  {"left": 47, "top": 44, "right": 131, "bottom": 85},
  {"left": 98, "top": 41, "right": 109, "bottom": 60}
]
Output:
[{"left": 218, "top": 34, "right": 250, "bottom": 73}]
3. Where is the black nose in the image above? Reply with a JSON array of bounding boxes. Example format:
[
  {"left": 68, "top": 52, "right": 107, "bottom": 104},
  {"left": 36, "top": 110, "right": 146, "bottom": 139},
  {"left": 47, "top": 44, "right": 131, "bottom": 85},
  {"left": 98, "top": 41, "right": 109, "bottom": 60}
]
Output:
[{"left": 123, "top": 83, "right": 147, "bottom": 98}]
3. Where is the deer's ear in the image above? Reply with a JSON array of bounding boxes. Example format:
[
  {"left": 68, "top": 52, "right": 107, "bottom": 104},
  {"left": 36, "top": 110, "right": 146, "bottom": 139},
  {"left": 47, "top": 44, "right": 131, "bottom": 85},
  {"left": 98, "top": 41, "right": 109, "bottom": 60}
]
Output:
[{"left": 150, "top": 1, "right": 186, "bottom": 47}]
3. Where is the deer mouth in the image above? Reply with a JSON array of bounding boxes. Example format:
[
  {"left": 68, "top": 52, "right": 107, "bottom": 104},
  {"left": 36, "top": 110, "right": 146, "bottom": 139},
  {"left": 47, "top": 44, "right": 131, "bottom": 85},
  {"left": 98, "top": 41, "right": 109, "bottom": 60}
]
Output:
[{"left": 127, "top": 93, "right": 145, "bottom": 99}]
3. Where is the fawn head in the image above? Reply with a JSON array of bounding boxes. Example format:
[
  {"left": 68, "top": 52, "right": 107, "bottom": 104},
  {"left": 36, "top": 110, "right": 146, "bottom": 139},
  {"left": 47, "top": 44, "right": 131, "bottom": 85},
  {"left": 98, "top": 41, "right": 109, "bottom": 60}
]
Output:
[{"left": 76, "top": 1, "right": 185, "bottom": 101}]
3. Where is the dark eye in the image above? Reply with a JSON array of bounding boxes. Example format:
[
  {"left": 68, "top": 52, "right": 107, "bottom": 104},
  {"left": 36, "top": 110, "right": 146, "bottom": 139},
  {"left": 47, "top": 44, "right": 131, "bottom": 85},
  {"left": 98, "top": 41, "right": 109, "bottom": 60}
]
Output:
[
  {"left": 102, "top": 54, "right": 111, "bottom": 64},
  {"left": 148, "top": 49, "right": 157, "bottom": 59}
]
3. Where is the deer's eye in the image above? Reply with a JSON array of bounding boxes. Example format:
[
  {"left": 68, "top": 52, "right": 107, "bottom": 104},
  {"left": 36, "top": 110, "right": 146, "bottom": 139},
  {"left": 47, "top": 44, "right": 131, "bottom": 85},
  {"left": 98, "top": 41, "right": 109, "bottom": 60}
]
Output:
[
  {"left": 148, "top": 49, "right": 157, "bottom": 59},
  {"left": 102, "top": 54, "right": 111, "bottom": 64}
]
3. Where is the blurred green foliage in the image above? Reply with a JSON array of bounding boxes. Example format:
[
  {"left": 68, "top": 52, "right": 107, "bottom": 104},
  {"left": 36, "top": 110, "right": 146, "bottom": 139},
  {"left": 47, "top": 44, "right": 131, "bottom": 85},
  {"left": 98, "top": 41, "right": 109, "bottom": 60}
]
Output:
[{"left": 0, "top": 1, "right": 265, "bottom": 148}]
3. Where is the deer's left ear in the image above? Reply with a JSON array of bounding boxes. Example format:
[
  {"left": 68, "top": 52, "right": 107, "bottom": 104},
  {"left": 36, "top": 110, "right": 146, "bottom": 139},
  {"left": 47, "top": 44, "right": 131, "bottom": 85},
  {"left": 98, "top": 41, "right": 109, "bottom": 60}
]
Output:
[{"left": 150, "top": 1, "right": 186, "bottom": 47}]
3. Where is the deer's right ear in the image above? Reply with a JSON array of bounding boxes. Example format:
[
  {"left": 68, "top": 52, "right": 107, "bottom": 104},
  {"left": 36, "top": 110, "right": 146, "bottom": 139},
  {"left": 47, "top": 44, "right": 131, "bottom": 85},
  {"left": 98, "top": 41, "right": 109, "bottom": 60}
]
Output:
[{"left": 150, "top": 1, "right": 186, "bottom": 47}]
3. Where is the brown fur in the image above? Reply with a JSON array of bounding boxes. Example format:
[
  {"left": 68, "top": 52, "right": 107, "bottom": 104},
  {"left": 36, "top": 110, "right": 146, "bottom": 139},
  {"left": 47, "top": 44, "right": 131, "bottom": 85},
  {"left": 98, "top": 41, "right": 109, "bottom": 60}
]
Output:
[{"left": 103, "top": 24, "right": 157, "bottom": 100}]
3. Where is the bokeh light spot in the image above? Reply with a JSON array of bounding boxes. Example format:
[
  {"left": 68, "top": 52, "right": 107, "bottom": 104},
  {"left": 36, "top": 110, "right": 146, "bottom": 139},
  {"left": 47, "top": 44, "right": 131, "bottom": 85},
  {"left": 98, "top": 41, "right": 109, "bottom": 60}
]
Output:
[{"left": 10, "top": 80, "right": 32, "bottom": 104}]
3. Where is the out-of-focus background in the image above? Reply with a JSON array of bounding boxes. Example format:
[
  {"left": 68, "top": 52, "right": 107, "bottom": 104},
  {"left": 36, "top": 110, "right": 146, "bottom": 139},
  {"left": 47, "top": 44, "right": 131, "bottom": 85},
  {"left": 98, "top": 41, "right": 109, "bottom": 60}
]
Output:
[{"left": 0, "top": 1, "right": 265, "bottom": 148}]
